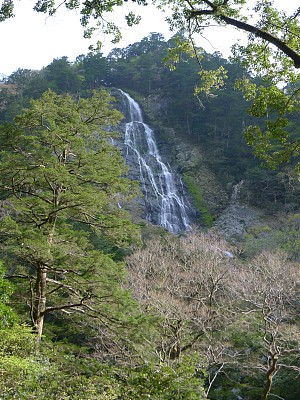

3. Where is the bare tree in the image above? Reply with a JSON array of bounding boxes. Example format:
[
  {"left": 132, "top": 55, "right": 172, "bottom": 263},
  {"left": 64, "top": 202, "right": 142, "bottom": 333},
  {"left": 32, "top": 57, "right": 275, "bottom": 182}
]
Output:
[
  {"left": 232, "top": 251, "right": 300, "bottom": 399},
  {"left": 126, "top": 232, "right": 300, "bottom": 398},
  {"left": 126, "top": 231, "right": 239, "bottom": 396}
]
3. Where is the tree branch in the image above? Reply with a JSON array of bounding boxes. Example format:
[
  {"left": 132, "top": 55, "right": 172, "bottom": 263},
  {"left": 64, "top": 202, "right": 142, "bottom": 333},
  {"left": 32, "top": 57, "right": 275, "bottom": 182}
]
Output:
[
  {"left": 189, "top": 10, "right": 300, "bottom": 68},
  {"left": 42, "top": 297, "right": 90, "bottom": 315}
]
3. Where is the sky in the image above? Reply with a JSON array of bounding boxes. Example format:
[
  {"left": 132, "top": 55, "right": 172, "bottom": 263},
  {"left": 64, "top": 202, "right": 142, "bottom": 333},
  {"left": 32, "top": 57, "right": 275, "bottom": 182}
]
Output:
[
  {"left": 0, "top": 0, "right": 293, "bottom": 77},
  {"left": 0, "top": 0, "right": 243, "bottom": 76},
  {"left": 0, "top": 1, "right": 165, "bottom": 76}
]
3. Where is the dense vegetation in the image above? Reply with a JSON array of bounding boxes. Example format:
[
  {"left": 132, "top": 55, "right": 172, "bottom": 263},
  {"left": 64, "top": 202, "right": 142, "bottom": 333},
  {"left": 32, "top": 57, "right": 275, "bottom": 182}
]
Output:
[
  {"left": 1, "top": 33, "right": 300, "bottom": 399},
  {"left": 1, "top": 33, "right": 300, "bottom": 210},
  {"left": 2, "top": 1, "right": 300, "bottom": 174}
]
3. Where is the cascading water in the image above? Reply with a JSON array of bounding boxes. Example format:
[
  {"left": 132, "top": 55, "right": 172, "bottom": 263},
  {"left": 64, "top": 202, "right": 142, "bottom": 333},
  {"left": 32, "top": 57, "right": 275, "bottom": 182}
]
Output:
[{"left": 119, "top": 90, "right": 193, "bottom": 233}]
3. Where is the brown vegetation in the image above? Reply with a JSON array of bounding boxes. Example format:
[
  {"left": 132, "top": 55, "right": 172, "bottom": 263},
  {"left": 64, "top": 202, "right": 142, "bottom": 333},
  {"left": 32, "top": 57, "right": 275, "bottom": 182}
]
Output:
[{"left": 126, "top": 231, "right": 300, "bottom": 397}]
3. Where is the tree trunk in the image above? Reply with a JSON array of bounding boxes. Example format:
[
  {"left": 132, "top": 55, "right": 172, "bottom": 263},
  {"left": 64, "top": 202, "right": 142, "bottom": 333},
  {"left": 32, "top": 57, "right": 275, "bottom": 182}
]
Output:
[
  {"left": 262, "top": 354, "right": 278, "bottom": 400},
  {"left": 33, "top": 265, "right": 47, "bottom": 341}
]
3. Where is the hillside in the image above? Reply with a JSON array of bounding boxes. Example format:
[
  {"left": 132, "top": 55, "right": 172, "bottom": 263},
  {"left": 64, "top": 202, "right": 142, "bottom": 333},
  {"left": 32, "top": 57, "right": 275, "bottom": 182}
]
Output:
[{"left": 0, "top": 34, "right": 300, "bottom": 399}]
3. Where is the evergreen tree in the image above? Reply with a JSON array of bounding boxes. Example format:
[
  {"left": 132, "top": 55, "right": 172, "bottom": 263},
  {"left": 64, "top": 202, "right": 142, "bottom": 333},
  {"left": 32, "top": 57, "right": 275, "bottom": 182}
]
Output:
[{"left": 0, "top": 89, "right": 140, "bottom": 340}]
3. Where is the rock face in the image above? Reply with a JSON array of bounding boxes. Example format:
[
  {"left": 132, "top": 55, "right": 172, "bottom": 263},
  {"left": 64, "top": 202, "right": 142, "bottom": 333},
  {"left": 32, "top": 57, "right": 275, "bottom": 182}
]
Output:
[
  {"left": 113, "top": 89, "right": 196, "bottom": 233},
  {"left": 213, "top": 181, "right": 265, "bottom": 241},
  {"left": 214, "top": 203, "right": 265, "bottom": 241},
  {"left": 113, "top": 89, "right": 266, "bottom": 234},
  {"left": 130, "top": 91, "right": 274, "bottom": 238},
  {"left": 140, "top": 93, "right": 229, "bottom": 220},
  {"left": 174, "top": 141, "right": 228, "bottom": 217}
]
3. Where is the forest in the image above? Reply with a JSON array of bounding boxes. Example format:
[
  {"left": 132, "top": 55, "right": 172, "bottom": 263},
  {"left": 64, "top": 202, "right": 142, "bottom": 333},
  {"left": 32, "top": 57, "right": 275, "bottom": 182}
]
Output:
[{"left": 1, "top": 29, "right": 300, "bottom": 399}]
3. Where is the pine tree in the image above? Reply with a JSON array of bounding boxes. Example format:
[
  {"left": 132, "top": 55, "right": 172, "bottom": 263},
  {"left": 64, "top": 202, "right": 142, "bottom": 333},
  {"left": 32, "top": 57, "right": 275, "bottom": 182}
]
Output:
[{"left": 0, "top": 89, "right": 140, "bottom": 340}]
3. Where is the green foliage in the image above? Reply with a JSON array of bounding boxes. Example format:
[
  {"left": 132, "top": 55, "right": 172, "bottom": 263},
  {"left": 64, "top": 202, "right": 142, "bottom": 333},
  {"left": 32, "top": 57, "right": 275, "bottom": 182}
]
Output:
[
  {"left": 244, "top": 214, "right": 300, "bottom": 260},
  {"left": 183, "top": 174, "right": 213, "bottom": 227},
  {"left": 0, "top": 323, "right": 206, "bottom": 400},
  {"left": 196, "top": 66, "right": 228, "bottom": 95},
  {"left": 0, "top": 324, "right": 37, "bottom": 358},
  {"left": 0, "top": 0, "right": 14, "bottom": 21},
  {"left": 163, "top": 36, "right": 196, "bottom": 71},
  {"left": 1, "top": 16, "right": 300, "bottom": 399},
  {"left": 0, "top": 325, "right": 114, "bottom": 399},
  {"left": 75, "top": 52, "right": 110, "bottom": 91},
  {"left": 164, "top": 1, "right": 300, "bottom": 173},
  {"left": 242, "top": 166, "right": 299, "bottom": 208},
  {"left": 44, "top": 56, "right": 84, "bottom": 94},
  {"left": 120, "top": 356, "right": 206, "bottom": 399},
  {"left": 238, "top": 82, "right": 300, "bottom": 172},
  {"left": 0, "top": 324, "right": 46, "bottom": 398},
  {"left": 272, "top": 366, "right": 300, "bottom": 400},
  {"left": 0, "top": 261, "right": 17, "bottom": 327},
  {"left": 225, "top": 314, "right": 262, "bottom": 352},
  {"left": 0, "top": 89, "right": 140, "bottom": 340},
  {"left": 0, "top": 89, "right": 139, "bottom": 243},
  {"left": 1, "top": 0, "right": 300, "bottom": 174}
]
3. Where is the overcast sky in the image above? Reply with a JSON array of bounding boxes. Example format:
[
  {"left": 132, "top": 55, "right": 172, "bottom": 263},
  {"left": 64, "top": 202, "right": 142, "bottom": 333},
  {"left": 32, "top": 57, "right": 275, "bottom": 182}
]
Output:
[
  {"left": 0, "top": 1, "right": 167, "bottom": 76},
  {"left": 0, "top": 0, "right": 293, "bottom": 76},
  {"left": 0, "top": 0, "right": 243, "bottom": 76}
]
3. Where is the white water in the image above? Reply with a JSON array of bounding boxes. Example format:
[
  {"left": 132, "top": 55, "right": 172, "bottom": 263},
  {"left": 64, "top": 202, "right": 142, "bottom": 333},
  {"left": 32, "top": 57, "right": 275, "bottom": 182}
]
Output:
[{"left": 120, "top": 90, "right": 191, "bottom": 233}]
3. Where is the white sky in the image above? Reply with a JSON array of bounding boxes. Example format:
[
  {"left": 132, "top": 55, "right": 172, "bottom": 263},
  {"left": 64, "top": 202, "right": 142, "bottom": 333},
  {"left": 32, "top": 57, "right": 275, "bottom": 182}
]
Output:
[
  {"left": 0, "top": 0, "right": 295, "bottom": 76},
  {"left": 0, "top": 0, "right": 241, "bottom": 76},
  {"left": 0, "top": 1, "right": 159, "bottom": 75}
]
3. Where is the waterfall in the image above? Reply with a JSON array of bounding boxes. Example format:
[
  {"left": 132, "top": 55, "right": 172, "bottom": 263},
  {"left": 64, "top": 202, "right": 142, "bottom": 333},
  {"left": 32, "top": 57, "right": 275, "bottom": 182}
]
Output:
[{"left": 119, "top": 90, "right": 192, "bottom": 233}]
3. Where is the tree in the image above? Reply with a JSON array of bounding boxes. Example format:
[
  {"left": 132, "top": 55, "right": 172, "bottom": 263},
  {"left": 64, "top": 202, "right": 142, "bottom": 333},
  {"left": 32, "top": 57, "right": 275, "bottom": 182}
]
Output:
[
  {"left": 2, "top": 1, "right": 299, "bottom": 63},
  {"left": 161, "top": 1, "right": 300, "bottom": 173},
  {"left": 2, "top": 3, "right": 300, "bottom": 115},
  {"left": 3, "top": 0, "right": 298, "bottom": 172},
  {"left": 126, "top": 231, "right": 240, "bottom": 397},
  {"left": 126, "top": 232, "right": 300, "bottom": 398},
  {"left": 75, "top": 52, "right": 110, "bottom": 90},
  {"left": 44, "top": 57, "right": 84, "bottom": 94},
  {"left": 0, "top": 89, "right": 140, "bottom": 341},
  {"left": 232, "top": 251, "right": 300, "bottom": 399}
]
